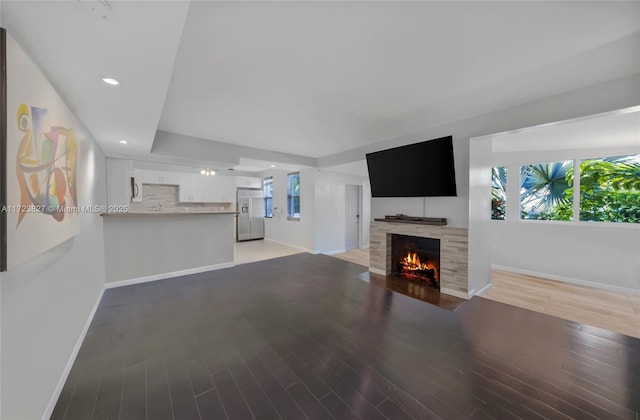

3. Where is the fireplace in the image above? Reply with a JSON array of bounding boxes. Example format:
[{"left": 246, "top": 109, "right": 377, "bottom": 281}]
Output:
[{"left": 391, "top": 234, "right": 440, "bottom": 289}]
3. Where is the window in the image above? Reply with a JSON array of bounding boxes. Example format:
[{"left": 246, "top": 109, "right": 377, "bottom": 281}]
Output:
[
  {"left": 491, "top": 166, "right": 506, "bottom": 220},
  {"left": 579, "top": 154, "right": 640, "bottom": 223},
  {"left": 263, "top": 176, "right": 273, "bottom": 218},
  {"left": 287, "top": 172, "right": 300, "bottom": 219},
  {"left": 520, "top": 161, "right": 573, "bottom": 221}
]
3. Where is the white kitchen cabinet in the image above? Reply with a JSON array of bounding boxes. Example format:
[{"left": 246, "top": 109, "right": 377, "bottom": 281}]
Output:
[
  {"left": 178, "top": 173, "right": 198, "bottom": 202},
  {"left": 142, "top": 170, "right": 180, "bottom": 185},
  {"left": 236, "top": 176, "right": 262, "bottom": 189},
  {"left": 178, "top": 174, "right": 236, "bottom": 203},
  {"left": 106, "top": 158, "right": 132, "bottom": 207},
  {"left": 131, "top": 169, "right": 143, "bottom": 202},
  {"left": 211, "top": 176, "right": 236, "bottom": 202}
]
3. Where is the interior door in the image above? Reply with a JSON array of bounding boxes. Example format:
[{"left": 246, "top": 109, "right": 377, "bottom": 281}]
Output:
[{"left": 345, "top": 185, "right": 361, "bottom": 250}]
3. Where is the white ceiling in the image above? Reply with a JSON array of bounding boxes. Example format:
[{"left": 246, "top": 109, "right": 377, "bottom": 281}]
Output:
[
  {"left": 232, "top": 157, "right": 309, "bottom": 174},
  {"left": 322, "top": 160, "right": 369, "bottom": 178},
  {"left": 491, "top": 106, "right": 640, "bottom": 154},
  {"left": 3, "top": 1, "right": 640, "bottom": 166},
  {"left": 2, "top": 0, "right": 190, "bottom": 157}
]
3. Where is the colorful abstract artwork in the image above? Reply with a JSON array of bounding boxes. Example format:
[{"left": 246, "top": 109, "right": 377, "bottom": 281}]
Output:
[
  {"left": 15, "top": 104, "right": 77, "bottom": 226},
  {"left": 4, "top": 30, "right": 82, "bottom": 270}
]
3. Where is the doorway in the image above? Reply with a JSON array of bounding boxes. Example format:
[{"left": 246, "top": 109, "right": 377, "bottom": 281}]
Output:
[{"left": 345, "top": 184, "right": 361, "bottom": 250}]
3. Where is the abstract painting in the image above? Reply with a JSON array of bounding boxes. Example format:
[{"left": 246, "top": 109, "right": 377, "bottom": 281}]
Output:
[
  {"left": 15, "top": 104, "right": 77, "bottom": 226},
  {"left": 3, "top": 29, "right": 83, "bottom": 270}
]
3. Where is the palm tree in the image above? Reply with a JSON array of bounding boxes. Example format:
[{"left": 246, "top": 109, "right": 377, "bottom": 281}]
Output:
[
  {"left": 520, "top": 161, "right": 572, "bottom": 218},
  {"left": 491, "top": 166, "right": 506, "bottom": 220}
]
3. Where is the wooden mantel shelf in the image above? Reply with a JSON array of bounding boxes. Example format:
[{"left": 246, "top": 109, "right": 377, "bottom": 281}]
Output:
[{"left": 374, "top": 216, "right": 447, "bottom": 226}]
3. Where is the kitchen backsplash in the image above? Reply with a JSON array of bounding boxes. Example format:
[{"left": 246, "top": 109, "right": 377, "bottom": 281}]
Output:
[{"left": 130, "top": 184, "right": 234, "bottom": 213}]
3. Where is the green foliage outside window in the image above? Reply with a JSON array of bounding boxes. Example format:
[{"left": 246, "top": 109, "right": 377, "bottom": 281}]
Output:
[
  {"left": 512, "top": 155, "right": 639, "bottom": 223},
  {"left": 287, "top": 172, "right": 300, "bottom": 218},
  {"left": 579, "top": 155, "right": 640, "bottom": 223},
  {"left": 491, "top": 166, "right": 506, "bottom": 220}
]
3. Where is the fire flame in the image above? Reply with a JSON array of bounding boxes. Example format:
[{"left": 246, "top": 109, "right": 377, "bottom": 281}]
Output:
[{"left": 400, "top": 252, "right": 438, "bottom": 283}]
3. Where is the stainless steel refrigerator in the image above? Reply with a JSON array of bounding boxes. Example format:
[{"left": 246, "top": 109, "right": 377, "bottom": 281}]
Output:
[{"left": 236, "top": 188, "right": 265, "bottom": 241}]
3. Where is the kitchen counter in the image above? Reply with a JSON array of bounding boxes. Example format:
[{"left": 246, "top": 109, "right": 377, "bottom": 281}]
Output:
[
  {"left": 103, "top": 212, "right": 235, "bottom": 284},
  {"left": 101, "top": 211, "right": 238, "bottom": 216}
]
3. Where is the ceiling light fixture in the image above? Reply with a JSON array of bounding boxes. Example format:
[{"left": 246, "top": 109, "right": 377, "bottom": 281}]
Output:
[
  {"left": 102, "top": 77, "right": 120, "bottom": 86},
  {"left": 200, "top": 168, "right": 216, "bottom": 176},
  {"left": 270, "top": 165, "right": 276, "bottom": 168},
  {"left": 119, "top": 140, "right": 128, "bottom": 144}
]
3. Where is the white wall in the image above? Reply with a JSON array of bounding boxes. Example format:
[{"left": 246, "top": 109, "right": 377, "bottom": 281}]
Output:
[
  {"left": 263, "top": 168, "right": 316, "bottom": 252},
  {"left": 486, "top": 126, "right": 640, "bottom": 293},
  {"left": 467, "top": 137, "right": 493, "bottom": 295},
  {"left": 1, "top": 144, "right": 106, "bottom": 420},
  {"left": 0, "top": 33, "right": 107, "bottom": 420},
  {"left": 314, "top": 171, "right": 371, "bottom": 253},
  {"left": 492, "top": 222, "right": 640, "bottom": 293},
  {"left": 262, "top": 168, "right": 371, "bottom": 253}
]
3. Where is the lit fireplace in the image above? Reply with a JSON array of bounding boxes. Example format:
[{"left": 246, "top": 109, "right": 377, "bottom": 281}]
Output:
[{"left": 391, "top": 234, "right": 440, "bottom": 289}]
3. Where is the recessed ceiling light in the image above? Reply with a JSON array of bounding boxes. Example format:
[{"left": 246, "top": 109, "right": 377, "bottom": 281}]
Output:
[
  {"left": 119, "top": 140, "right": 128, "bottom": 144},
  {"left": 270, "top": 165, "right": 276, "bottom": 168},
  {"left": 102, "top": 77, "right": 120, "bottom": 86}
]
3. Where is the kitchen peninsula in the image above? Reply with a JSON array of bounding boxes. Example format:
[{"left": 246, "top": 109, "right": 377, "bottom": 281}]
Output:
[{"left": 102, "top": 211, "right": 236, "bottom": 286}]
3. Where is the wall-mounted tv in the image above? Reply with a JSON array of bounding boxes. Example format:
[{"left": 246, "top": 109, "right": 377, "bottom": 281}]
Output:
[{"left": 366, "top": 136, "right": 457, "bottom": 197}]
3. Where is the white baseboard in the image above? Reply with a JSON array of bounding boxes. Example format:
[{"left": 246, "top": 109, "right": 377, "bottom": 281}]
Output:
[
  {"left": 472, "top": 282, "right": 493, "bottom": 297},
  {"left": 492, "top": 264, "right": 640, "bottom": 296},
  {"left": 369, "top": 267, "right": 385, "bottom": 276},
  {"left": 263, "top": 238, "right": 314, "bottom": 254},
  {"left": 43, "top": 287, "right": 105, "bottom": 420},
  {"left": 322, "top": 249, "right": 346, "bottom": 255},
  {"left": 104, "top": 262, "right": 235, "bottom": 289},
  {"left": 441, "top": 287, "right": 470, "bottom": 300}
]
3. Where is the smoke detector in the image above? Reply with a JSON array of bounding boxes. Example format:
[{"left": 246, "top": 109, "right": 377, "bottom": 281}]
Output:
[{"left": 75, "top": 0, "right": 113, "bottom": 20}]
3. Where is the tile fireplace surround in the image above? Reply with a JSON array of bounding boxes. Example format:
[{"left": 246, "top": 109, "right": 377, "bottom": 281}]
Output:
[{"left": 370, "top": 221, "right": 469, "bottom": 298}]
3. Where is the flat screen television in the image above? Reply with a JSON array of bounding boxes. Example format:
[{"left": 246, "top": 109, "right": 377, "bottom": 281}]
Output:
[{"left": 366, "top": 136, "right": 457, "bottom": 197}]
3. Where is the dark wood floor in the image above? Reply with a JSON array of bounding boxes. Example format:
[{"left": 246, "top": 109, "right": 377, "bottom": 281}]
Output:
[
  {"left": 355, "top": 271, "right": 467, "bottom": 311},
  {"left": 53, "top": 253, "right": 640, "bottom": 419}
]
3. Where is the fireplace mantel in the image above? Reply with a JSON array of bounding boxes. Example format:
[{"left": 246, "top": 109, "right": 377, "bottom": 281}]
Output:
[{"left": 370, "top": 220, "right": 469, "bottom": 299}]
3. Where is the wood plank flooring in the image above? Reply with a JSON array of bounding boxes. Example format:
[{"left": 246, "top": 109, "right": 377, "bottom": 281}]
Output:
[
  {"left": 355, "top": 271, "right": 467, "bottom": 311},
  {"left": 53, "top": 253, "right": 640, "bottom": 419},
  {"left": 331, "top": 249, "right": 639, "bottom": 340},
  {"left": 484, "top": 270, "right": 640, "bottom": 339},
  {"left": 329, "top": 247, "right": 370, "bottom": 266}
]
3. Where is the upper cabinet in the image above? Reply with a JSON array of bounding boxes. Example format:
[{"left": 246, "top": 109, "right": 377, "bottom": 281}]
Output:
[
  {"left": 106, "top": 161, "right": 239, "bottom": 205},
  {"left": 106, "top": 159, "right": 132, "bottom": 206},
  {"left": 142, "top": 170, "right": 180, "bottom": 185},
  {"left": 236, "top": 176, "right": 262, "bottom": 189},
  {"left": 178, "top": 174, "right": 236, "bottom": 203}
]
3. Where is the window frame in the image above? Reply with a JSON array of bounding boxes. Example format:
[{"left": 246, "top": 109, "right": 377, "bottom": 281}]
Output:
[
  {"left": 287, "top": 172, "right": 301, "bottom": 221},
  {"left": 492, "top": 153, "right": 639, "bottom": 226},
  {"left": 263, "top": 176, "right": 273, "bottom": 218}
]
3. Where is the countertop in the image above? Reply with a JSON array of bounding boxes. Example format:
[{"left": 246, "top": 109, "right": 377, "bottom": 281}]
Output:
[{"left": 101, "top": 211, "right": 238, "bottom": 216}]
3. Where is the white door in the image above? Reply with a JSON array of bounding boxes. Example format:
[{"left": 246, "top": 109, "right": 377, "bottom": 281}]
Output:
[{"left": 345, "top": 185, "right": 361, "bottom": 250}]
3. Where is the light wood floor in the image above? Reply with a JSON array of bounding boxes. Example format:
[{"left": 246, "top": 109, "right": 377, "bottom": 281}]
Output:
[
  {"left": 331, "top": 248, "right": 640, "bottom": 339},
  {"left": 329, "top": 247, "right": 370, "bottom": 266},
  {"left": 485, "top": 270, "right": 640, "bottom": 339},
  {"left": 235, "top": 239, "right": 303, "bottom": 265}
]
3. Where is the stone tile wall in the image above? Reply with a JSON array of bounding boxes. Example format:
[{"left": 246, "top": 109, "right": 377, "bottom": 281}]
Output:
[{"left": 370, "top": 221, "right": 469, "bottom": 297}]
